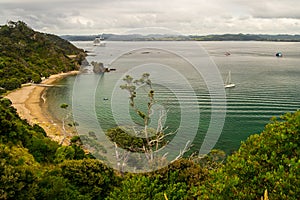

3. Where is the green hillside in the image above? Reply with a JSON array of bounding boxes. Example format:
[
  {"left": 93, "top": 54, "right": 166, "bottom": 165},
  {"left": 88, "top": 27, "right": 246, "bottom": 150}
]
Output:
[{"left": 0, "top": 21, "right": 86, "bottom": 93}]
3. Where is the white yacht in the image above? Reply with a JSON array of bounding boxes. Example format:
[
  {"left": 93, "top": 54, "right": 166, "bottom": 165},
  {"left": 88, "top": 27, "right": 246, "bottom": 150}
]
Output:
[
  {"left": 93, "top": 35, "right": 106, "bottom": 46},
  {"left": 224, "top": 71, "right": 235, "bottom": 88}
]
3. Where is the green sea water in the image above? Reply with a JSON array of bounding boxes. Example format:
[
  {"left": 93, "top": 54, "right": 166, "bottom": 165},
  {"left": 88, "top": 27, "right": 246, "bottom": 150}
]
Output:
[{"left": 45, "top": 41, "right": 300, "bottom": 155}]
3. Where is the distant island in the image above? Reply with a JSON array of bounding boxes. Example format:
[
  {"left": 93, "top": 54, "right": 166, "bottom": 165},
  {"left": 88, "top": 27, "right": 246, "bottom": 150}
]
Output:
[{"left": 61, "top": 33, "right": 300, "bottom": 42}]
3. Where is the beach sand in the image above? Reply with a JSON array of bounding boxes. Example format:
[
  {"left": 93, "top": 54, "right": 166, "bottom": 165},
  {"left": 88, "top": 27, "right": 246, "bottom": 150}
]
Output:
[{"left": 5, "top": 71, "right": 79, "bottom": 145}]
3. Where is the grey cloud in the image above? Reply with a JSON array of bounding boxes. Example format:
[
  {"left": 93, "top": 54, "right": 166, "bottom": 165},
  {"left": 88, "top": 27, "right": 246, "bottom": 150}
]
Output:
[
  {"left": 229, "top": 0, "right": 300, "bottom": 19},
  {"left": 1, "top": 0, "right": 300, "bottom": 34}
]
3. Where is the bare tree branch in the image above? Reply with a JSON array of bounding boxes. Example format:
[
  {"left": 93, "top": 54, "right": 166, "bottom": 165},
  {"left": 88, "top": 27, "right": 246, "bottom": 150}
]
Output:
[
  {"left": 174, "top": 140, "right": 192, "bottom": 161},
  {"left": 117, "top": 73, "right": 192, "bottom": 171}
]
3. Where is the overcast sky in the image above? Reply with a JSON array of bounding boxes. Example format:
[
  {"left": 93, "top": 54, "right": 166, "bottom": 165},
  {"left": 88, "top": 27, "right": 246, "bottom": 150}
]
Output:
[{"left": 1, "top": 0, "right": 300, "bottom": 35}]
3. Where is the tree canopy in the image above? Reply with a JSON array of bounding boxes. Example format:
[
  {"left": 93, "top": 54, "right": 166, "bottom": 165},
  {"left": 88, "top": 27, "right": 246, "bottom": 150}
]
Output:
[{"left": 0, "top": 21, "right": 86, "bottom": 92}]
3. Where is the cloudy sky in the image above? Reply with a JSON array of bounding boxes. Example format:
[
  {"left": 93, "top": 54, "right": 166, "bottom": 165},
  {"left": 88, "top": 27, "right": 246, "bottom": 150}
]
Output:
[{"left": 1, "top": 0, "right": 300, "bottom": 35}]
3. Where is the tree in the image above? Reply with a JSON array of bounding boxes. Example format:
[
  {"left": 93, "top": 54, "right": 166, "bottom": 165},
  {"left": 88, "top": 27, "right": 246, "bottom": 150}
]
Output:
[{"left": 107, "top": 73, "right": 190, "bottom": 173}]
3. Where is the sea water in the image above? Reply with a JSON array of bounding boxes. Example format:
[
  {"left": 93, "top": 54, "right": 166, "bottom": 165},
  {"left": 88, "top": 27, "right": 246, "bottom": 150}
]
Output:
[{"left": 45, "top": 41, "right": 300, "bottom": 155}]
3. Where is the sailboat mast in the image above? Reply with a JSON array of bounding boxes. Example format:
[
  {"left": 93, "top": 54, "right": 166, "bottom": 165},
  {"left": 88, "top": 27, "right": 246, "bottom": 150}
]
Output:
[{"left": 224, "top": 70, "right": 235, "bottom": 88}]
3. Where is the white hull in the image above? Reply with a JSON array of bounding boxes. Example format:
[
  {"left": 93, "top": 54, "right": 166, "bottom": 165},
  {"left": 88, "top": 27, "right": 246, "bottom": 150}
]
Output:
[
  {"left": 93, "top": 36, "right": 106, "bottom": 47},
  {"left": 224, "top": 83, "right": 235, "bottom": 88},
  {"left": 224, "top": 71, "right": 235, "bottom": 88},
  {"left": 93, "top": 43, "right": 106, "bottom": 47}
]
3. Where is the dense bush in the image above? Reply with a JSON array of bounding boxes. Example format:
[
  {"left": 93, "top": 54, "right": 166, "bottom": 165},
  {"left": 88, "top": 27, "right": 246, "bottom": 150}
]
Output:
[
  {"left": 108, "top": 159, "right": 211, "bottom": 200},
  {"left": 0, "top": 98, "right": 59, "bottom": 162},
  {"left": 0, "top": 98, "right": 105, "bottom": 199},
  {"left": 107, "top": 174, "right": 189, "bottom": 200},
  {"left": 0, "top": 21, "right": 86, "bottom": 91},
  {"left": 58, "top": 159, "right": 117, "bottom": 199},
  {"left": 194, "top": 111, "right": 300, "bottom": 199}
]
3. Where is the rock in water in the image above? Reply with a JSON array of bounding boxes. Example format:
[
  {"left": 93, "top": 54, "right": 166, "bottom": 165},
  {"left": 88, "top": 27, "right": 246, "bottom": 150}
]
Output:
[{"left": 91, "top": 61, "right": 105, "bottom": 73}]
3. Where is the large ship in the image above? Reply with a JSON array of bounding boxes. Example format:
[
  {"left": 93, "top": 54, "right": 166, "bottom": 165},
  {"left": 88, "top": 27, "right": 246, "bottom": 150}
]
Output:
[{"left": 93, "top": 34, "right": 106, "bottom": 46}]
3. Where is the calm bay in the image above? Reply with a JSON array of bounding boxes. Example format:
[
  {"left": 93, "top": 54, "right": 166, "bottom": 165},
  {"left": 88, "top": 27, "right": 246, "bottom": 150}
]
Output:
[{"left": 45, "top": 41, "right": 300, "bottom": 155}]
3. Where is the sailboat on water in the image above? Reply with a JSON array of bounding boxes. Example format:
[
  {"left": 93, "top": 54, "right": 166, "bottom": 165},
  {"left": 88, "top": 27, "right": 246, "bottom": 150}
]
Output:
[{"left": 224, "top": 71, "right": 235, "bottom": 88}]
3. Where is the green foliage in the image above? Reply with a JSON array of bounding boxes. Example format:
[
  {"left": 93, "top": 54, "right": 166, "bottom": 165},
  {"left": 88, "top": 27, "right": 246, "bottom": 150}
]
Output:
[
  {"left": 0, "top": 78, "right": 21, "bottom": 90},
  {"left": 0, "top": 163, "right": 39, "bottom": 199},
  {"left": 0, "top": 144, "right": 39, "bottom": 199},
  {"left": 58, "top": 159, "right": 117, "bottom": 199},
  {"left": 0, "top": 87, "right": 6, "bottom": 95},
  {"left": 54, "top": 146, "right": 76, "bottom": 163},
  {"left": 27, "top": 136, "right": 60, "bottom": 163},
  {"left": 120, "top": 73, "right": 153, "bottom": 116},
  {"left": 0, "top": 97, "right": 107, "bottom": 199},
  {"left": 0, "top": 98, "right": 60, "bottom": 163},
  {"left": 108, "top": 173, "right": 190, "bottom": 200},
  {"left": 194, "top": 111, "right": 300, "bottom": 199},
  {"left": 107, "top": 159, "right": 211, "bottom": 200},
  {"left": 69, "top": 136, "right": 86, "bottom": 159},
  {"left": 106, "top": 126, "right": 167, "bottom": 154},
  {"left": 37, "top": 175, "right": 88, "bottom": 200},
  {"left": 106, "top": 127, "right": 147, "bottom": 152},
  {"left": 0, "top": 144, "right": 39, "bottom": 168},
  {"left": 117, "top": 73, "right": 174, "bottom": 172},
  {"left": 107, "top": 111, "right": 300, "bottom": 199},
  {"left": 70, "top": 135, "right": 82, "bottom": 144},
  {"left": 60, "top": 103, "right": 69, "bottom": 109},
  {"left": 225, "top": 111, "right": 300, "bottom": 199},
  {"left": 53, "top": 145, "right": 86, "bottom": 163},
  {"left": 152, "top": 159, "right": 210, "bottom": 187},
  {"left": 107, "top": 175, "right": 165, "bottom": 200},
  {"left": 0, "top": 20, "right": 86, "bottom": 91}
]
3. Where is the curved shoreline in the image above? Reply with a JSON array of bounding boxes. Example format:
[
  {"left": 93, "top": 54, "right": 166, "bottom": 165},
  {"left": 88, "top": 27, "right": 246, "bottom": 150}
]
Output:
[{"left": 5, "top": 71, "right": 79, "bottom": 145}]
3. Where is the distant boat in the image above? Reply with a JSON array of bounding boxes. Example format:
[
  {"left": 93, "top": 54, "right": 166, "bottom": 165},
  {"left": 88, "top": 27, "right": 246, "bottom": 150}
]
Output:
[
  {"left": 224, "top": 71, "right": 235, "bottom": 88},
  {"left": 93, "top": 35, "right": 106, "bottom": 47},
  {"left": 275, "top": 52, "right": 283, "bottom": 57},
  {"left": 225, "top": 52, "right": 231, "bottom": 56}
]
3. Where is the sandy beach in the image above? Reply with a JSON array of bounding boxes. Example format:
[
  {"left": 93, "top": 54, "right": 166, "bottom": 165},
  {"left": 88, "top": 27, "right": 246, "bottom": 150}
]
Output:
[{"left": 5, "top": 71, "right": 79, "bottom": 145}]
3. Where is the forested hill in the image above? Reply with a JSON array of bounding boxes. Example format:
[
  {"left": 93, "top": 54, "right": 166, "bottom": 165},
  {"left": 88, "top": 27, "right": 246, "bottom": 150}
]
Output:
[{"left": 0, "top": 21, "right": 86, "bottom": 93}]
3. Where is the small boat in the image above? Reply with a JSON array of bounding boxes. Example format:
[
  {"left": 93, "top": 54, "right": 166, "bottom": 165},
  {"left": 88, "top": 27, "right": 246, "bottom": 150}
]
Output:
[{"left": 224, "top": 71, "right": 235, "bottom": 88}]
